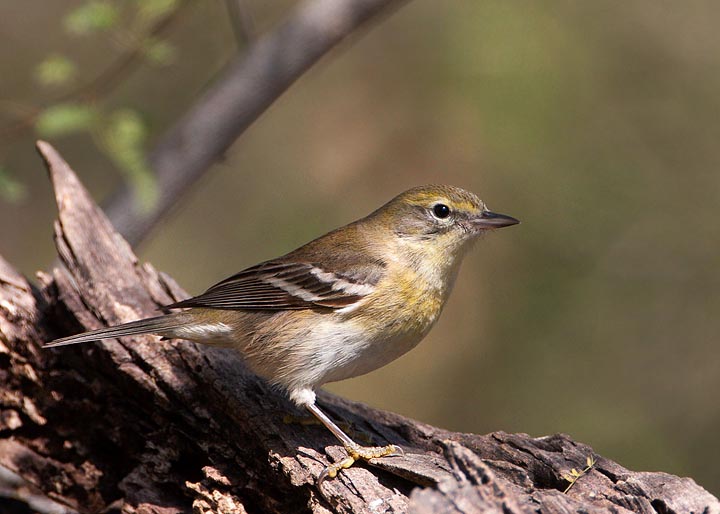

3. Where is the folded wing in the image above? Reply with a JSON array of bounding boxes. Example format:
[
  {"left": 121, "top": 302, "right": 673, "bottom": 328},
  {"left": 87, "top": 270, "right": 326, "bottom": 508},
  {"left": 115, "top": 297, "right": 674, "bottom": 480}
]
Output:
[{"left": 165, "top": 260, "right": 382, "bottom": 311}]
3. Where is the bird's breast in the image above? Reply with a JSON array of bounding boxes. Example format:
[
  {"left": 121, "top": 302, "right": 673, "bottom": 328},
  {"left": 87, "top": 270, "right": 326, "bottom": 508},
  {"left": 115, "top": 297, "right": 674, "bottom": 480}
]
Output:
[{"left": 350, "top": 263, "right": 453, "bottom": 349}]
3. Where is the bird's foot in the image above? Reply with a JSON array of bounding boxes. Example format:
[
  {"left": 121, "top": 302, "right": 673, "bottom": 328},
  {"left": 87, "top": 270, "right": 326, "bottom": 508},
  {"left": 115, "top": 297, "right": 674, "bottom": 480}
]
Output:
[{"left": 318, "top": 443, "right": 403, "bottom": 485}]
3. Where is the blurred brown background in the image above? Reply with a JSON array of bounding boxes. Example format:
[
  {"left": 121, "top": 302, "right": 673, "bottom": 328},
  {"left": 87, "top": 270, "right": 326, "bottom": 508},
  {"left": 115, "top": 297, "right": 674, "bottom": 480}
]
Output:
[{"left": 1, "top": 0, "right": 718, "bottom": 496}]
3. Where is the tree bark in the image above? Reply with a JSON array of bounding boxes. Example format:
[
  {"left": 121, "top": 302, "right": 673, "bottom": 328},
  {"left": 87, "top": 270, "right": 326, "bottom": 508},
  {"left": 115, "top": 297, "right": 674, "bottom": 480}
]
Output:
[{"left": 0, "top": 143, "right": 717, "bottom": 513}]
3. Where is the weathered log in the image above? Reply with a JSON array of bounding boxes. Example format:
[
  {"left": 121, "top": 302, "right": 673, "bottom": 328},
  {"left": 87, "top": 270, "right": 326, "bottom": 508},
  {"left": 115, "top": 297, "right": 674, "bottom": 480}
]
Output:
[{"left": 0, "top": 143, "right": 717, "bottom": 513}]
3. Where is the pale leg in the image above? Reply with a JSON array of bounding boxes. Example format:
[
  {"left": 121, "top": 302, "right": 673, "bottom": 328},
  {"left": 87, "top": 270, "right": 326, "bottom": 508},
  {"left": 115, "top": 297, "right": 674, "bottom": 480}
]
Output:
[{"left": 305, "top": 401, "right": 402, "bottom": 484}]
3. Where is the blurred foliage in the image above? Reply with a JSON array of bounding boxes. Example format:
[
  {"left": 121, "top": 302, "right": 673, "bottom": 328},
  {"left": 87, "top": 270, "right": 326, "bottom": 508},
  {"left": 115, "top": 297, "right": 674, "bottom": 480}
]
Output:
[
  {"left": 136, "top": 0, "right": 180, "bottom": 26},
  {"left": 0, "top": 166, "right": 26, "bottom": 203},
  {"left": 98, "top": 108, "right": 157, "bottom": 211},
  {"left": 34, "top": 54, "right": 77, "bottom": 87},
  {"left": 0, "top": 0, "right": 719, "bottom": 498},
  {"left": 142, "top": 37, "right": 177, "bottom": 65},
  {"left": 63, "top": 1, "right": 119, "bottom": 35},
  {"left": 0, "top": 0, "right": 185, "bottom": 205},
  {"left": 36, "top": 103, "right": 98, "bottom": 137}
]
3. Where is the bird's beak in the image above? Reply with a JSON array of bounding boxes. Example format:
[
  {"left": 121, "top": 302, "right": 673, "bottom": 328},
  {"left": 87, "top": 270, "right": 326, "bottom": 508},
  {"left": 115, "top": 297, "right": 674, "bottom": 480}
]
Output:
[{"left": 472, "top": 210, "right": 520, "bottom": 230}]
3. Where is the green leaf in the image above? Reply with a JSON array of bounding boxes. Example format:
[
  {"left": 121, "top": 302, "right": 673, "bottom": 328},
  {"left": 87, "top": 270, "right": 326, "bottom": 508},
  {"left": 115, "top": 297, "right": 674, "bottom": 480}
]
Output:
[
  {"left": 136, "top": 0, "right": 179, "bottom": 24},
  {"left": 143, "top": 38, "right": 176, "bottom": 66},
  {"left": 99, "top": 109, "right": 158, "bottom": 211},
  {"left": 34, "top": 54, "right": 77, "bottom": 87},
  {"left": 0, "top": 166, "right": 27, "bottom": 203},
  {"left": 64, "top": 1, "right": 119, "bottom": 35},
  {"left": 36, "top": 104, "right": 98, "bottom": 137}
]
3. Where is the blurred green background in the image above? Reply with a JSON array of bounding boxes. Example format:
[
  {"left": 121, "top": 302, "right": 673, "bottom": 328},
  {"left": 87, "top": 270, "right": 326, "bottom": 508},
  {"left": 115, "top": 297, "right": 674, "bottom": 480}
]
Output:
[{"left": 1, "top": 0, "right": 718, "bottom": 496}]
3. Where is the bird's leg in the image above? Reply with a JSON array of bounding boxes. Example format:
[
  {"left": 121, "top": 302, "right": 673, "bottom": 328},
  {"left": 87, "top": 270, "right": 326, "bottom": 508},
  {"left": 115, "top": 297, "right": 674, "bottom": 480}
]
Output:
[
  {"left": 306, "top": 401, "right": 402, "bottom": 484},
  {"left": 283, "top": 413, "right": 359, "bottom": 439}
]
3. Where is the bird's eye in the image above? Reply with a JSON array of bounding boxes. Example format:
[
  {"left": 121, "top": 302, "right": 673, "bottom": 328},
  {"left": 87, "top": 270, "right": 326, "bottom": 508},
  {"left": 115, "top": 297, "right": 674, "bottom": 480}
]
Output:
[{"left": 432, "top": 203, "right": 451, "bottom": 219}]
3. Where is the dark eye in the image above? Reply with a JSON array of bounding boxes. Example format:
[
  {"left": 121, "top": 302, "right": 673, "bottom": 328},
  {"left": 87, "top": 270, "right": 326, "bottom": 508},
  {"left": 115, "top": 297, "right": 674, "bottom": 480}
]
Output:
[{"left": 432, "top": 203, "right": 451, "bottom": 219}]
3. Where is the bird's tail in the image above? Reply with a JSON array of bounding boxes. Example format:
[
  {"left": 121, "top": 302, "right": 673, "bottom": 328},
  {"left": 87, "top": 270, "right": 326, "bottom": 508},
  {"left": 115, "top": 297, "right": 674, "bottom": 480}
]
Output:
[{"left": 44, "top": 313, "right": 189, "bottom": 348}]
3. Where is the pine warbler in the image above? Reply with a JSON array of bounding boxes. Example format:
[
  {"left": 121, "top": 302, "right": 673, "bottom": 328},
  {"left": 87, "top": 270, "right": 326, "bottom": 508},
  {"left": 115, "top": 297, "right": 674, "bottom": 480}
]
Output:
[{"left": 44, "top": 185, "right": 518, "bottom": 483}]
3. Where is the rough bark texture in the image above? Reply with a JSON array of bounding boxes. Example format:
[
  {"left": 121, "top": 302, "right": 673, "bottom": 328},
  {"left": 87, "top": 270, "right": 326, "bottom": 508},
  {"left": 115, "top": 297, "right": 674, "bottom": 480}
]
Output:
[{"left": 0, "top": 143, "right": 718, "bottom": 513}]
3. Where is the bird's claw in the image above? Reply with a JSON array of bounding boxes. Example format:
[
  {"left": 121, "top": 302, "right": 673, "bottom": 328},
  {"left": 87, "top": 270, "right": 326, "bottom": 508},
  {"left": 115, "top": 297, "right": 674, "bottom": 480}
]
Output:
[{"left": 317, "top": 444, "right": 402, "bottom": 486}]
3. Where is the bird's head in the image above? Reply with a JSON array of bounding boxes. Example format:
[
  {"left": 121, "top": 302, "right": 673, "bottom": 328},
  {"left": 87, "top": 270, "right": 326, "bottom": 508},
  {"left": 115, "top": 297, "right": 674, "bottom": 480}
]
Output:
[{"left": 371, "top": 185, "right": 519, "bottom": 264}]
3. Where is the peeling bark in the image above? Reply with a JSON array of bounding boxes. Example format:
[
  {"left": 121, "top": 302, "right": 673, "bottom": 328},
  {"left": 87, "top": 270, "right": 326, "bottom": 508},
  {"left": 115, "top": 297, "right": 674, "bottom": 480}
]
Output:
[{"left": 0, "top": 143, "right": 717, "bottom": 513}]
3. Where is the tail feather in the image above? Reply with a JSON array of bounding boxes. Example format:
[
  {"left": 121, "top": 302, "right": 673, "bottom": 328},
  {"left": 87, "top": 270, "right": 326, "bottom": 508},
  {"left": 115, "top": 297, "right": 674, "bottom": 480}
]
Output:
[{"left": 44, "top": 314, "right": 186, "bottom": 348}]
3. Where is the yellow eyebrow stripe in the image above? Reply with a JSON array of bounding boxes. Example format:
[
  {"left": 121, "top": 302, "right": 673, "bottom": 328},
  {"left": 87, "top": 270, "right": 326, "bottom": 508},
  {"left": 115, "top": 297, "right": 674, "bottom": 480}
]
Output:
[{"left": 405, "top": 195, "right": 478, "bottom": 212}]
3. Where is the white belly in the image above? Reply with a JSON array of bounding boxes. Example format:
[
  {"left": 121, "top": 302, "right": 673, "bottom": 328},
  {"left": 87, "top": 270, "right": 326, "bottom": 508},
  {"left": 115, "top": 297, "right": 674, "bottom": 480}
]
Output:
[{"left": 284, "top": 317, "right": 427, "bottom": 389}]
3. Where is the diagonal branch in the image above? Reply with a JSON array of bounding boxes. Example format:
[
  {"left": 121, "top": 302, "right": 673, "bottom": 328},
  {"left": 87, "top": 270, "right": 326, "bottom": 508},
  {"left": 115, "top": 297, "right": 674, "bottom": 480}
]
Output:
[{"left": 103, "top": 0, "right": 407, "bottom": 247}]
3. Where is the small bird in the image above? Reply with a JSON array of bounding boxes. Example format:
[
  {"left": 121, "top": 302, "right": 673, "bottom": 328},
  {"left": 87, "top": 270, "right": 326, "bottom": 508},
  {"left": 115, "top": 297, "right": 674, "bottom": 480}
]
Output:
[{"left": 44, "top": 185, "right": 518, "bottom": 483}]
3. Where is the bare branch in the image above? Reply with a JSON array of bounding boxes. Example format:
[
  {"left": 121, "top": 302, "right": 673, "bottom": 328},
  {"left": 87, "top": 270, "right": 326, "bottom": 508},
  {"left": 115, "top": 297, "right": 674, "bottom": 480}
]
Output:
[{"left": 103, "top": 0, "right": 406, "bottom": 247}]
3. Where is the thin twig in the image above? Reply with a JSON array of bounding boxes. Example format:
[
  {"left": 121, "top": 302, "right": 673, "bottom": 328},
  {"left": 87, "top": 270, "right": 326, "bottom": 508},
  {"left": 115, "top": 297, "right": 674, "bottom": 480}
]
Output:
[
  {"left": 0, "top": 1, "right": 191, "bottom": 142},
  {"left": 562, "top": 455, "right": 596, "bottom": 494},
  {"left": 103, "top": 0, "right": 407, "bottom": 247},
  {"left": 225, "top": 0, "right": 256, "bottom": 47}
]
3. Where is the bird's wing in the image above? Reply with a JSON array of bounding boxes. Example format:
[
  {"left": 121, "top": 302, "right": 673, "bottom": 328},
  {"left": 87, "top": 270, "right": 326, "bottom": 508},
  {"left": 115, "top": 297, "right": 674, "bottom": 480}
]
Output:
[{"left": 164, "top": 260, "right": 383, "bottom": 311}]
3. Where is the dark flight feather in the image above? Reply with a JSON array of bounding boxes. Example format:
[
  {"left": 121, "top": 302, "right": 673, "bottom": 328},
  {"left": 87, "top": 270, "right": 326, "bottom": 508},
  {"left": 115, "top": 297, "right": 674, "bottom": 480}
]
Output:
[{"left": 164, "top": 260, "right": 383, "bottom": 311}]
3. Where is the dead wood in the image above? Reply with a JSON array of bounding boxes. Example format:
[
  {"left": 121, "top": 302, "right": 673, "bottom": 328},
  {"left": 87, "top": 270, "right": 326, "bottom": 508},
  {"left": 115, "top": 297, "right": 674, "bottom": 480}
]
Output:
[{"left": 0, "top": 143, "right": 717, "bottom": 513}]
